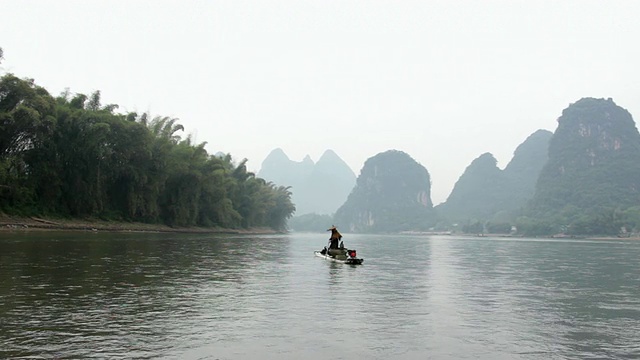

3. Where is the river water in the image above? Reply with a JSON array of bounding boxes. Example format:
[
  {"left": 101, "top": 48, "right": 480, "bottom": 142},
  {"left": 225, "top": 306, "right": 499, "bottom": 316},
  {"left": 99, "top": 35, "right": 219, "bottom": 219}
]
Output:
[{"left": 1, "top": 231, "right": 639, "bottom": 359}]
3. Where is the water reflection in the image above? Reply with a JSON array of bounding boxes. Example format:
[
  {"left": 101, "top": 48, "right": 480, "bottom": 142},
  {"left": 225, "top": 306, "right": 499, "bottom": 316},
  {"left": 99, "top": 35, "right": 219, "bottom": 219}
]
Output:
[
  {"left": 2, "top": 232, "right": 640, "bottom": 359},
  {"left": 0, "top": 232, "right": 292, "bottom": 359},
  {"left": 429, "top": 236, "right": 640, "bottom": 359}
]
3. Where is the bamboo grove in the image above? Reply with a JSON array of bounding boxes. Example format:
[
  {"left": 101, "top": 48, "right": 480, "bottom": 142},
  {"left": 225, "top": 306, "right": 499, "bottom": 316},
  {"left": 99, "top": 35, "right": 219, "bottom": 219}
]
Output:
[{"left": 0, "top": 73, "right": 296, "bottom": 230}]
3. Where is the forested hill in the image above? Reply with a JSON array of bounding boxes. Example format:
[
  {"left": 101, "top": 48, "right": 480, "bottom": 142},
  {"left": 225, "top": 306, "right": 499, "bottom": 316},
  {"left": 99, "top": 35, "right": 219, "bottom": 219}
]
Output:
[
  {"left": 436, "top": 130, "right": 552, "bottom": 225},
  {"left": 333, "top": 150, "right": 435, "bottom": 233},
  {"left": 0, "top": 73, "right": 295, "bottom": 230},
  {"left": 436, "top": 152, "right": 507, "bottom": 222},
  {"left": 504, "top": 129, "right": 554, "bottom": 188},
  {"left": 523, "top": 98, "right": 640, "bottom": 235}
]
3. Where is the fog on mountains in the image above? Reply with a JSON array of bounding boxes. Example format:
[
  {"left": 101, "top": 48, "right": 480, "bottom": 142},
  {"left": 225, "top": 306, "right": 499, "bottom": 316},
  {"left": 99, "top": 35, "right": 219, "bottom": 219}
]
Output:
[
  {"left": 4, "top": 1, "right": 640, "bottom": 209},
  {"left": 270, "top": 97, "right": 640, "bottom": 236},
  {"left": 3, "top": 1, "right": 640, "bottom": 236},
  {"left": 258, "top": 149, "right": 356, "bottom": 216}
]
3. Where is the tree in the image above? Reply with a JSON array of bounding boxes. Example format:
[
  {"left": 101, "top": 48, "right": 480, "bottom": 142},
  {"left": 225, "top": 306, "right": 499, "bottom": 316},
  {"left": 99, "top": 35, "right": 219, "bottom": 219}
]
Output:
[
  {"left": 0, "top": 74, "right": 295, "bottom": 230},
  {"left": 0, "top": 74, "right": 56, "bottom": 212},
  {"left": 0, "top": 74, "right": 56, "bottom": 155}
]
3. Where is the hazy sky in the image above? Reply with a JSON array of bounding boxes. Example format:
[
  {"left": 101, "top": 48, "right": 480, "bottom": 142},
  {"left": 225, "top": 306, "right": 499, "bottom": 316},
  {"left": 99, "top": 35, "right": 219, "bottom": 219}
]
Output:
[{"left": 2, "top": 1, "right": 640, "bottom": 204}]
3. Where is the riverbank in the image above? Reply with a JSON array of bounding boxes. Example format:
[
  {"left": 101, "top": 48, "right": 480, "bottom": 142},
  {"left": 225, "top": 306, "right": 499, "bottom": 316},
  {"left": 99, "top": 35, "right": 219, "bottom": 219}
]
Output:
[{"left": 0, "top": 215, "right": 280, "bottom": 235}]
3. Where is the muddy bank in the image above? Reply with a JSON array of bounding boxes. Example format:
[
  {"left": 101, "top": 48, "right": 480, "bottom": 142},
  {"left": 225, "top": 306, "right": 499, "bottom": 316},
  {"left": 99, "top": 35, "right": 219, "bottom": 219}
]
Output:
[{"left": 0, "top": 215, "right": 280, "bottom": 235}]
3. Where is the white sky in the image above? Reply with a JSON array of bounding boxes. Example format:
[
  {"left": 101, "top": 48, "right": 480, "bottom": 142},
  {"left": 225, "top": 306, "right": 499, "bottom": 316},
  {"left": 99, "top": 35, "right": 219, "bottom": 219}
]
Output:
[{"left": 2, "top": 1, "right": 640, "bottom": 204}]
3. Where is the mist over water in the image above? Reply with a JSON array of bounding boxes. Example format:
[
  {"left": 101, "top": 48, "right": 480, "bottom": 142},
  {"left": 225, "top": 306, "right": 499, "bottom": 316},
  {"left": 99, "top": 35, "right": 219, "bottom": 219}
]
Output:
[{"left": 1, "top": 232, "right": 639, "bottom": 359}]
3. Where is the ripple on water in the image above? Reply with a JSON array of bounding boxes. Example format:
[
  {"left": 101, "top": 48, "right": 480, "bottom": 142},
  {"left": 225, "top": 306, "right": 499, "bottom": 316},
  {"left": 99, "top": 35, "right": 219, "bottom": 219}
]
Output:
[{"left": 1, "top": 233, "right": 640, "bottom": 359}]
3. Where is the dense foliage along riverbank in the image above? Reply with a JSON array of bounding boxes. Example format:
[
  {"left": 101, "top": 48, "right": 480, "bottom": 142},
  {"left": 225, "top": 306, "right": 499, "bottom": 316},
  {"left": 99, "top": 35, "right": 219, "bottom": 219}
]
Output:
[{"left": 0, "top": 73, "right": 295, "bottom": 231}]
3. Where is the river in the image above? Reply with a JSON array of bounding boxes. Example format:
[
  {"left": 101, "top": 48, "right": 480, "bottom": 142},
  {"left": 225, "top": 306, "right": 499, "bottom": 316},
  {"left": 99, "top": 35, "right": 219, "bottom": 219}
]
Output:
[{"left": 1, "top": 231, "right": 639, "bottom": 359}]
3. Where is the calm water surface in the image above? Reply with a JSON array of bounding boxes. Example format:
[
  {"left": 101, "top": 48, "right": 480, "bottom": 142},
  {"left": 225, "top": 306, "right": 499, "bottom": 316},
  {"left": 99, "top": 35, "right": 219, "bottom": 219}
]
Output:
[{"left": 1, "top": 232, "right": 639, "bottom": 359}]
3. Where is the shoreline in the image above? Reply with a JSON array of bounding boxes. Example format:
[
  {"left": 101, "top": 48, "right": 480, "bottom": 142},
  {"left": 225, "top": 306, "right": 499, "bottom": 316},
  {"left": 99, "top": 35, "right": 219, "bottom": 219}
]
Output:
[
  {"left": 3, "top": 215, "right": 636, "bottom": 240},
  {"left": 0, "top": 215, "right": 280, "bottom": 235}
]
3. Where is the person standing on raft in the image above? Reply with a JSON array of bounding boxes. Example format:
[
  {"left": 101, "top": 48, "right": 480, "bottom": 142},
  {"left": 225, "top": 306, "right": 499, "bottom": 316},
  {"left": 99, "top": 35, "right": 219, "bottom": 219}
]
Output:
[
  {"left": 327, "top": 225, "right": 342, "bottom": 249},
  {"left": 321, "top": 225, "right": 351, "bottom": 259}
]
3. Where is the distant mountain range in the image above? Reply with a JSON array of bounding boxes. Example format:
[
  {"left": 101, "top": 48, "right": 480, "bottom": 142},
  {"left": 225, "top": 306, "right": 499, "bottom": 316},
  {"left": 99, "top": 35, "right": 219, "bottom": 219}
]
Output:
[
  {"left": 437, "top": 97, "right": 640, "bottom": 236},
  {"left": 523, "top": 97, "right": 640, "bottom": 235},
  {"left": 257, "top": 148, "right": 356, "bottom": 216},
  {"left": 269, "top": 97, "right": 640, "bottom": 236},
  {"left": 436, "top": 129, "right": 552, "bottom": 223}
]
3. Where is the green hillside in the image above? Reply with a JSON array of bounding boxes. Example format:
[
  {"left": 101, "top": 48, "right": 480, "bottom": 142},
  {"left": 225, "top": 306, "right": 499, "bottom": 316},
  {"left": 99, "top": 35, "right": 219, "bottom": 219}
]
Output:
[{"left": 334, "top": 150, "right": 435, "bottom": 233}]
